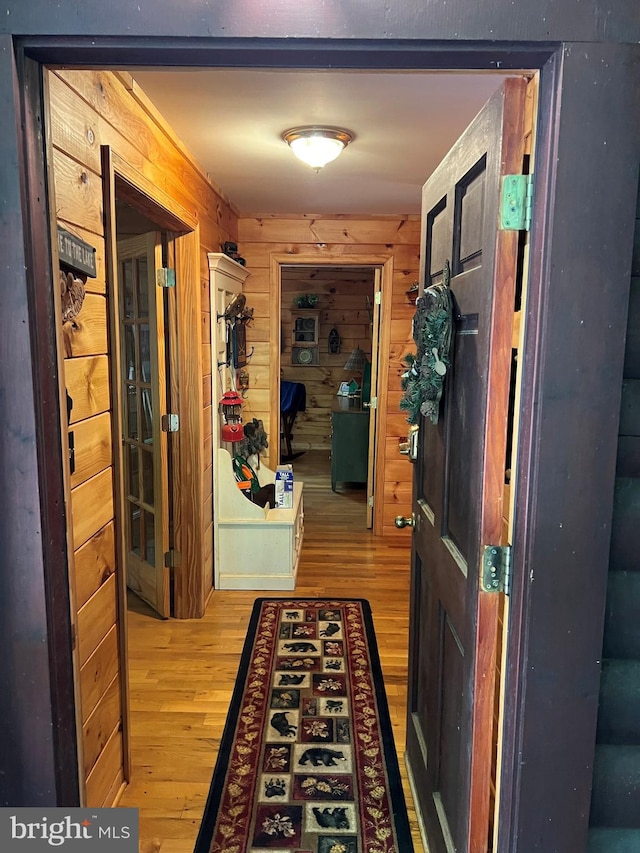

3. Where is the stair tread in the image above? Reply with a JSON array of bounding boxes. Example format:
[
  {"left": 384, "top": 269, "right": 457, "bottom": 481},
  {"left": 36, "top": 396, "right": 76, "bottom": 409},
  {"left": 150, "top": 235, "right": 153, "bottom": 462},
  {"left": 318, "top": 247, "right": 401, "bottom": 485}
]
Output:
[
  {"left": 597, "top": 659, "right": 640, "bottom": 743},
  {"left": 603, "top": 572, "right": 640, "bottom": 659},
  {"left": 588, "top": 827, "right": 640, "bottom": 853},
  {"left": 590, "top": 745, "right": 640, "bottom": 828}
]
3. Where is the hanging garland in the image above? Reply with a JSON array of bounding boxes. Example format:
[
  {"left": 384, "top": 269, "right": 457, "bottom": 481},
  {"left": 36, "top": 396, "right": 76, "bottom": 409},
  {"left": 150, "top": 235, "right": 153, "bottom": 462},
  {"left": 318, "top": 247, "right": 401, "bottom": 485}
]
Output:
[{"left": 400, "top": 260, "right": 454, "bottom": 425}]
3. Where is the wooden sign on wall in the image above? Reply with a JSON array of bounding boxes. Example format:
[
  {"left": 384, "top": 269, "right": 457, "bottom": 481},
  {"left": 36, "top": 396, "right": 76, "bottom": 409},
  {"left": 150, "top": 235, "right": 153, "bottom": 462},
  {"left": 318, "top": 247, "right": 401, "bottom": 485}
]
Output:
[{"left": 57, "top": 226, "right": 97, "bottom": 278}]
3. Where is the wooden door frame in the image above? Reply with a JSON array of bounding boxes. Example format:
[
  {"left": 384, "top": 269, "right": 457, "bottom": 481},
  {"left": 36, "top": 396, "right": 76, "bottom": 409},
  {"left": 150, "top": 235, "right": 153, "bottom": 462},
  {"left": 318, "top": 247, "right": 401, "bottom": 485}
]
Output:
[
  {"left": 366, "top": 267, "right": 383, "bottom": 529},
  {"left": 269, "top": 253, "right": 393, "bottom": 536},
  {"left": 103, "top": 151, "right": 205, "bottom": 624},
  {"left": 7, "top": 33, "right": 640, "bottom": 852},
  {"left": 8, "top": 52, "right": 82, "bottom": 806},
  {"left": 102, "top": 149, "right": 204, "bottom": 783}
]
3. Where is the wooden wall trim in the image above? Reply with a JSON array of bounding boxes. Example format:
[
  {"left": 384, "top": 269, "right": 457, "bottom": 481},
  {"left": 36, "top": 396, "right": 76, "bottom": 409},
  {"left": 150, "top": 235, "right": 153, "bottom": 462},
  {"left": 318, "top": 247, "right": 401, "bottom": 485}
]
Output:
[
  {"left": 467, "top": 75, "right": 527, "bottom": 853},
  {"left": 101, "top": 144, "right": 132, "bottom": 783},
  {"left": 113, "top": 150, "right": 198, "bottom": 231},
  {"left": 372, "top": 257, "right": 394, "bottom": 536},
  {"left": 172, "top": 227, "right": 205, "bottom": 618},
  {"left": 492, "top": 70, "right": 540, "bottom": 848},
  {"left": 268, "top": 255, "right": 283, "bottom": 471}
]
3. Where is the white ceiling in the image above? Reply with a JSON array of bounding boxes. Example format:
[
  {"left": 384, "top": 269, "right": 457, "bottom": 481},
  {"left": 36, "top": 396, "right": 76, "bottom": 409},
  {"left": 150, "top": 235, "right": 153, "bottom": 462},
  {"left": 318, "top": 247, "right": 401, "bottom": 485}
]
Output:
[{"left": 130, "top": 68, "right": 510, "bottom": 216}]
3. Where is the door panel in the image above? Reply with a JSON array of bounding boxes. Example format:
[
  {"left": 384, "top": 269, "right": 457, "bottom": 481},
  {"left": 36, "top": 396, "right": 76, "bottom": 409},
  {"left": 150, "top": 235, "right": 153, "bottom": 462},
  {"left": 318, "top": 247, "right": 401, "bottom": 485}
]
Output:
[
  {"left": 406, "top": 77, "right": 527, "bottom": 853},
  {"left": 117, "top": 233, "right": 170, "bottom": 618}
]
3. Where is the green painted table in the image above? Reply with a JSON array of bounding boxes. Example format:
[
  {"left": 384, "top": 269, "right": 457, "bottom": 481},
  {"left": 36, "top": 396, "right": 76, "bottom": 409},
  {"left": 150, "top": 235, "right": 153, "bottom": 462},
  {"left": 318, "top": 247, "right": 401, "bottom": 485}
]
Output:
[{"left": 331, "top": 397, "right": 370, "bottom": 491}]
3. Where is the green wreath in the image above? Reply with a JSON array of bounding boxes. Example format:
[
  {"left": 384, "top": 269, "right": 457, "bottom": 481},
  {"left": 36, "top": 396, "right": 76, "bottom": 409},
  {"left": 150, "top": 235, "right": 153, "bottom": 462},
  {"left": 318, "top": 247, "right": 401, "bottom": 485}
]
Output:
[{"left": 400, "top": 261, "right": 454, "bottom": 425}]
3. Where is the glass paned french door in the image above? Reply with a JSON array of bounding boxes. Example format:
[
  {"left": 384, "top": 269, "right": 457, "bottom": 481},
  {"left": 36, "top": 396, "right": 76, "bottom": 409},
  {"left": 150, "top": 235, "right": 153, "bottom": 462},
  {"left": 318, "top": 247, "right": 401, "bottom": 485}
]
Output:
[{"left": 117, "top": 233, "right": 170, "bottom": 617}]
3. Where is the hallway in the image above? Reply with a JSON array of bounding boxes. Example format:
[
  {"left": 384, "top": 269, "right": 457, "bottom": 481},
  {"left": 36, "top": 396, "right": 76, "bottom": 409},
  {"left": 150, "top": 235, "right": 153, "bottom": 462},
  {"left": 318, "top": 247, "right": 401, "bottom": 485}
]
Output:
[{"left": 119, "top": 451, "right": 424, "bottom": 851}]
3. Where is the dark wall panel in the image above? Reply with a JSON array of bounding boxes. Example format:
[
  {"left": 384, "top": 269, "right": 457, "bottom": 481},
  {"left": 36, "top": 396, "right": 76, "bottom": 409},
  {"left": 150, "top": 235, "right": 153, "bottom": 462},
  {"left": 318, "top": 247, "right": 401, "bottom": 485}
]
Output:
[
  {"left": 0, "top": 36, "right": 58, "bottom": 806},
  {"left": 503, "top": 42, "right": 640, "bottom": 853},
  {"left": 0, "top": 0, "right": 639, "bottom": 44}
]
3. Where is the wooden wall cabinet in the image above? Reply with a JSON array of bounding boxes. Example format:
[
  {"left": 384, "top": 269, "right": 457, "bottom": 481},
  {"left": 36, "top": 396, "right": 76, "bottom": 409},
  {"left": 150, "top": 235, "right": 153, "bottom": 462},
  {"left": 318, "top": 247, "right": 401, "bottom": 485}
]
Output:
[{"left": 290, "top": 309, "right": 320, "bottom": 365}]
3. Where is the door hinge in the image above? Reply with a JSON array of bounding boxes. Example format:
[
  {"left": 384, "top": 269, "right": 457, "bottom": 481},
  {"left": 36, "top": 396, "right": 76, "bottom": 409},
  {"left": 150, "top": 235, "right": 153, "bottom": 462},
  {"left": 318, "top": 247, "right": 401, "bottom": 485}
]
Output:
[
  {"left": 164, "top": 549, "right": 181, "bottom": 569},
  {"left": 156, "top": 267, "right": 176, "bottom": 288},
  {"left": 71, "top": 622, "right": 77, "bottom": 651},
  {"left": 375, "top": 290, "right": 382, "bottom": 305},
  {"left": 499, "top": 174, "right": 533, "bottom": 232},
  {"left": 161, "top": 413, "right": 179, "bottom": 432},
  {"left": 369, "top": 396, "right": 377, "bottom": 409},
  {"left": 367, "top": 496, "right": 374, "bottom": 508},
  {"left": 481, "top": 545, "right": 512, "bottom": 595}
]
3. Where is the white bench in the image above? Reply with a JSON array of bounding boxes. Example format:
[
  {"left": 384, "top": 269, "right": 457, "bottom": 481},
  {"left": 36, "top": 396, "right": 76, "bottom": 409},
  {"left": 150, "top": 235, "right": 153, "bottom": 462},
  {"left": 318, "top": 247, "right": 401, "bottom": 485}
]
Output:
[{"left": 214, "top": 448, "right": 304, "bottom": 590}]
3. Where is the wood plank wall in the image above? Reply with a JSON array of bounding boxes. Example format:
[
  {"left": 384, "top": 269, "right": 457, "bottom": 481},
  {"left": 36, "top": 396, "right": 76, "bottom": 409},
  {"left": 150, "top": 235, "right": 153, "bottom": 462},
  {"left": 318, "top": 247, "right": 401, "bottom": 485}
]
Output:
[
  {"left": 236, "top": 215, "right": 420, "bottom": 534},
  {"left": 48, "top": 68, "right": 237, "bottom": 805},
  {"left": 280, "top": 267, "right": 374, "bottom": 451}
]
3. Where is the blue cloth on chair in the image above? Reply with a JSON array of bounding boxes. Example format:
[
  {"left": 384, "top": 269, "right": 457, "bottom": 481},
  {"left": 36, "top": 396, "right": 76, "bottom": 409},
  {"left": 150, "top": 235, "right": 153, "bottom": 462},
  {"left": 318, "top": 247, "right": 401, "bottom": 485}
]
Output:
[{"left": 280, "top": 381, "right": 306, "bottom": 414}]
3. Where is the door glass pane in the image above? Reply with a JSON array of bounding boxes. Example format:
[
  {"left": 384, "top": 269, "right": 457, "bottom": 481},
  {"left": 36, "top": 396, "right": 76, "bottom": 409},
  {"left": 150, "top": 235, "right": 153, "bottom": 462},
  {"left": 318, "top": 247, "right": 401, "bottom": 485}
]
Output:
[
  {"left": 145, "top": 512, "right": 155, "bottom": 567},
  {"left": 142, "top": 447, "right": 154, "bottom": 506},
  {"left": 124, "top": 324, "right": 136, "bottom": 381},
  {"left": 129, "top": 503, "right": 141, "bottom": 556},
  {"left": 123, "top": 260, "right": 134, "bottom": 319},
  {"left": 127, "top": 386, "right": 138, "bottom": 439},
  {"left": 140, "top": 324, "right": 151, "bottom": 382},
  {"left": 128, "top": 445, "right": 139, "bottom": 498},
  {"left": 137, "top": 258, "right": 149, "bottom": 318},
  {"left": 139, "top": 321, "right": 153, "bottom": 443},
  {"left": 141, "top": 389, "right": 153, "bottom": 444}
]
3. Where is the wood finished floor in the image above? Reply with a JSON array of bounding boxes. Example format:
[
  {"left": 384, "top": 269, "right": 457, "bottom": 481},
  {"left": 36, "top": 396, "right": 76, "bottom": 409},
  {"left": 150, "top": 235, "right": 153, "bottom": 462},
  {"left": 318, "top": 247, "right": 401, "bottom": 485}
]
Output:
[{"left": 118, "top": 450, "right": 425, "bottom": 852}]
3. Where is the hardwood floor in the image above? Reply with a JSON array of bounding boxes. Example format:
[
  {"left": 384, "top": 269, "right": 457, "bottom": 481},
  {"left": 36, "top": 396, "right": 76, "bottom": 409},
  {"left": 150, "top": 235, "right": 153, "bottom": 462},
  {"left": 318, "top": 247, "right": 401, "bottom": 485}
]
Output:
[{"left": 118, "top": 450, "right": 425, "bottom": 852}]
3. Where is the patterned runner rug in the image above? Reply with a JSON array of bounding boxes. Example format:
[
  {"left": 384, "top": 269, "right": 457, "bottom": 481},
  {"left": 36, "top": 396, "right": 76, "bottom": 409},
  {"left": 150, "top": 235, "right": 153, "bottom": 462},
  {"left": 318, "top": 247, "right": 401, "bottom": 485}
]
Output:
[{"left": 195, "top": 598, "right": 413, "bottom": 853}]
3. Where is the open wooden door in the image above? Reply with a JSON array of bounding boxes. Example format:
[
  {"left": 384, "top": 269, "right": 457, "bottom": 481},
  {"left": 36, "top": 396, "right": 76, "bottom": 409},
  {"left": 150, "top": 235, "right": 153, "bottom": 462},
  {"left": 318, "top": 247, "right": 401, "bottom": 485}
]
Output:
[
  {"left": 405, "top": 77, "right": 527, "bottom": 853},
  {"left": 117, "top": 233, "right": 171, "bottom": 618},
  {"left": 365, "top": 267, "right": 382, "bottom": 528}
]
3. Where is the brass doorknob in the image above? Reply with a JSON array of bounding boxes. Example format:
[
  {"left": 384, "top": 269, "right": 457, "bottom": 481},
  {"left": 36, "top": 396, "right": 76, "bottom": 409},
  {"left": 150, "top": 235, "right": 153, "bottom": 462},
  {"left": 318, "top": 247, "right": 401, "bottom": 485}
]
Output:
[{"left": 395, "top": 514, "right": 415, "bottom": 529}]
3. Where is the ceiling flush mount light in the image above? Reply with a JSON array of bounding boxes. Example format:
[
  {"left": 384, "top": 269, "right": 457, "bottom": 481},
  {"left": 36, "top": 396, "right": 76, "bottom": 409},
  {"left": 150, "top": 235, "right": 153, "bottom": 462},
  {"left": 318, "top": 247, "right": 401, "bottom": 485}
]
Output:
[{"left": 282, "top": 126, "right": 354, "bottom": 170}]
